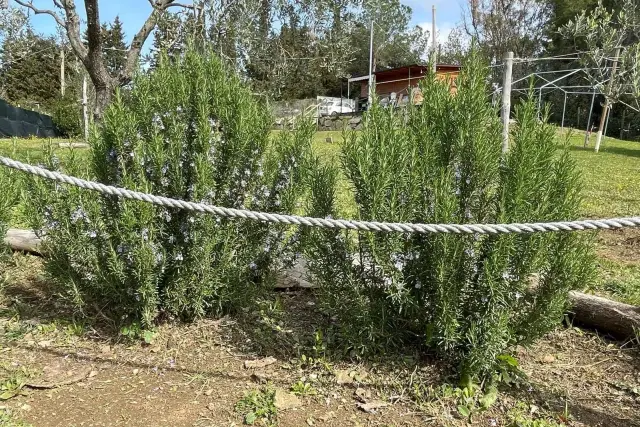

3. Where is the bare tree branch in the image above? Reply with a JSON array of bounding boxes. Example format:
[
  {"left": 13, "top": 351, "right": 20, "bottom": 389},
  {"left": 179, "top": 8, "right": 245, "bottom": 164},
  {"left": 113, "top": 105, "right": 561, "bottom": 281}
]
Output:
[
  {"left": 147, "top": 0, "right": 194, "bottom": 11},
  {"left": 13, "top": 0, "right": 88, "bottom": 62},
  {"left": 124, "top": 0, "right": 192, "bottom": 83},
  {"left": 13, "top": 0, "right": 66, "bottom": 28}
]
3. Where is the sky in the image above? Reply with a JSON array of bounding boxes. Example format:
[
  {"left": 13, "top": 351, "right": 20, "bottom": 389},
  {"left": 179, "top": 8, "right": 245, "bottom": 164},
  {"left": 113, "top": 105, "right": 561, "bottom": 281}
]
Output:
[
  {"left": 21, "top": 0, "right": 468, "bottom": 49},
  {"left": 406, "top": 0, "right": 468, "bottom": 46}
]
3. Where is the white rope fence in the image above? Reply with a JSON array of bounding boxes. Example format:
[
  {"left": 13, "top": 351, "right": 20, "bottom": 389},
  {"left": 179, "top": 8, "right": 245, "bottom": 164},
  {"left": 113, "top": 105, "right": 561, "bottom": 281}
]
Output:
[{"left": 2, "top": 155, "right": 640, "bottom": 235}]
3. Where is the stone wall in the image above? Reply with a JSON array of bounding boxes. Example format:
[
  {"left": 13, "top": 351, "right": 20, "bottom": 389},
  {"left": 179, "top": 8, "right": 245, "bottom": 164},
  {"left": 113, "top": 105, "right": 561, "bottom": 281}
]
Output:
[
  {"left": 273, "top": 113, "right": 363, "bottom": 131},
  {"left": 317, "top": 113, "right": 362, "bottom": 131}
]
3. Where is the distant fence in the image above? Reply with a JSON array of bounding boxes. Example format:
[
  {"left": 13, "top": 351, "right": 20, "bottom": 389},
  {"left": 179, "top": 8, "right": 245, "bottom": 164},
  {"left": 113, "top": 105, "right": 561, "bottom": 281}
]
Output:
[{"left": 0, "top": 98, "right": 60, "bottom": 138}]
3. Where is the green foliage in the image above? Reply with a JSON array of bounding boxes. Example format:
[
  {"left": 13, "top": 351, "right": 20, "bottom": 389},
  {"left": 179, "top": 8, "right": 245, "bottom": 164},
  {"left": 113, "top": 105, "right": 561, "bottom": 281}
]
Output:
[
  {"left": 0, "top": 32, "right": 60, "bottom": 109},
  {"left": 82, "top": 16, "right": 128, "bottom": 78},
  {"left": 0, "top": 365, "right": 36, "bottom": 401},
  {"left": 559, "top": 0, "right": 640, "bottom": 102},
  {"left": 304, "top": 49, "right": 595, "bottom": 379},
  {"left": 237, "top": 0, "right": 427, "bottom": 99},
  {"left": 25, "top": 48, "right": 313, "bottom": 327},
  {"left": 235, "top": 386, "right": 277, "bottom": 426},
  {"left": 0, "top": 407, "right": 32, "bottom": 427},
  {"left": 51, "top": 94, "right": 82, "bottom": 137},
  {"left": 0, "top": 149, "right": 20, "bottom": 259},
  {"left": 120, "top": 322, "right": 157, "bottom": 344},
  {"left": 103, "top": 16, "right": 127, "bottom": 77},
  {"left": 290, "top": 380, "right": 317, "bottom": 396}
]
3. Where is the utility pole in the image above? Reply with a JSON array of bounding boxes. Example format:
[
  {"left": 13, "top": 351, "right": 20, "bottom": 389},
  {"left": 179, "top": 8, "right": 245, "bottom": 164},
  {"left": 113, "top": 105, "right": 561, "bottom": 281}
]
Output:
[
  {"left": 82, "top": 75, "right": 89, "bottom": 143},
  {"left": 594, "top": 47, "right": 621, "bottom": 153},
  {"left": 431, "top": 5, "right": 437, "bottom": 73},
  {"left": 501, "top": 51, "right": 513, "bottom": 153},
  {"left": 368, "top": 20, "right": 374, "bottom": 107},
  {"left": 60, "top": 47, "right": 65, "bottom": 96}
]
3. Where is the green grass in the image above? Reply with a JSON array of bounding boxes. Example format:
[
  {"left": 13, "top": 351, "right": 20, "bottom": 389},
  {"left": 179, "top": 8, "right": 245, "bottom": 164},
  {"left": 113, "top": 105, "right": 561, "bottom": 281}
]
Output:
[
  {"left": 0, "top": 138, "right": 76, "bottom": 163},
  {"left": 2, "top": 130, "right": 639, "bottom": 305},
  {"left": 562, "top": 130, "right": 640, "bottom": 218}
]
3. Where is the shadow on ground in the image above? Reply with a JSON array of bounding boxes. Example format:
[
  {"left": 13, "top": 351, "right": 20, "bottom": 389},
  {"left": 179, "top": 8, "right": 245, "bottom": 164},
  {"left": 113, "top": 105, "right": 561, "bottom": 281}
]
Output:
[{"left": 569, "top": 143, "right": 640, "bottom": 158}]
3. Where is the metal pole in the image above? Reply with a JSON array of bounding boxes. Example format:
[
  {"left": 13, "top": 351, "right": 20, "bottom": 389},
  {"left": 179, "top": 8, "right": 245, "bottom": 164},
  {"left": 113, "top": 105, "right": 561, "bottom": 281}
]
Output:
[
  {"left": 595, "top": 47, "right": 621, "bottom": 153},
  {"left": 82, "top": 75, "right": 88, "bottom": 143},
  {"left": 431, "top": 5, "right": 437, "bottom": 73},
  {"left": 501, "top": 52, "right": 513, "bottom": 153},
  {"left": 561, "top": 92, "right": 567, "bottom": 129},
  {"left": 368, "top": 20, "right": 374, "bottom": 107},
  {"left": 584, "top": 90, "right": 596, "bottom": 147}
]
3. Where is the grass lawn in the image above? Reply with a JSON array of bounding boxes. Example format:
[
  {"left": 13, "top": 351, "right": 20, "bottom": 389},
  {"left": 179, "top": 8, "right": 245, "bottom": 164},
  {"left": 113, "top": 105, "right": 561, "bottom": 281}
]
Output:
[{"left": 1, "top": 129, "right": 639, "bottom": 304}]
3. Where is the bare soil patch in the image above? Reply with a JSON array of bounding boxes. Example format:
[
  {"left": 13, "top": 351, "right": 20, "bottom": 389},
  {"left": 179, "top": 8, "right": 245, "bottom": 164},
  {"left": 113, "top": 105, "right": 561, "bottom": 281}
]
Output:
[
  {"left": 0, "top": 254, "right": 639, "bottom": 427},
  {"left": 596, "top": 228, "right": 640, "bottom": 265}
]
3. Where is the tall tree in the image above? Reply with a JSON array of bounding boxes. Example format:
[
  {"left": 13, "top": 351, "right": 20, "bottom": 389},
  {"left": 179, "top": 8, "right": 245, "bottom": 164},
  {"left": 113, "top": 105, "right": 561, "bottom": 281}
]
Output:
[
  {"left": 1, "top": 32, "right": 59, "bottom": 108},
  {"left": 560, "top": 0, "right": 640, "bottom": 151},
  {"left": 104, "top": 16, "right": 127, "bottom": 77},
  {"left": 347, "top": 0, "right": 428, "bottom": 77},
  {"left": 244, "top": 0, "right": 427, "bottom": 99},
  {"left": 463, "top": 0, "right": 551, "bottom": 63},
  {"left": 12, "top": 0, "right": 193, "bottom": 119}
]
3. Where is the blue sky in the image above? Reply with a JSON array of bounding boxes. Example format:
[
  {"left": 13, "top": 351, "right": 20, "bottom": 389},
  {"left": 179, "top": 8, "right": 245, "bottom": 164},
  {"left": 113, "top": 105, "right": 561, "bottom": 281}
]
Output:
[
  {"left": 406, "top": 0, "right": 468, "bottom": 45},
  {"left": 24, "top": 0, "right": 467, "bottom": 48}
]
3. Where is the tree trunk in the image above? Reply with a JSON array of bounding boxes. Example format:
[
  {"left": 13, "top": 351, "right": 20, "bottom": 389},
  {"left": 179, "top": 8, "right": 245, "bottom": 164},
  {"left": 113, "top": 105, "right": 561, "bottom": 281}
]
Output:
[
  {"left": 93, "top": 80, "right": 115, "bottom": 121},
  {"left": 594, "top": 101, "right": 609, "bottom": 153}
]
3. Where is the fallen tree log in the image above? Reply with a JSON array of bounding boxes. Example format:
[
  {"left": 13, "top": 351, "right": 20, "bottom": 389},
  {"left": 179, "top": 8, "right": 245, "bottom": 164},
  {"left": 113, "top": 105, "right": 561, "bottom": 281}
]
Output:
[
  {"left": 3, "top": 228, "right": 639, "bottom": 339},
  {"left": 568, "top": 291, "right": 640, "bottom": 339},
  {"left": 4, "top": 228, "right": 40, "bottom": 254}
]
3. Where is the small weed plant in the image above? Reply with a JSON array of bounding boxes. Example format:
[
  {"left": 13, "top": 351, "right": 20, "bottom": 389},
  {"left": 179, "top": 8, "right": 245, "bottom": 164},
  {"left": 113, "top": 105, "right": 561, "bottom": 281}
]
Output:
[
  {"left": 304, "top": 49, "right": 594, "bottom": 381},
  {"left": 235, "top": 386, "right": 277, "bottom": 426},
  {"left": 26, "top": 48, "right": 313, "bottom": 327},
  {"left": 290, "top": 380, "right": 317, "bottom": 396}
]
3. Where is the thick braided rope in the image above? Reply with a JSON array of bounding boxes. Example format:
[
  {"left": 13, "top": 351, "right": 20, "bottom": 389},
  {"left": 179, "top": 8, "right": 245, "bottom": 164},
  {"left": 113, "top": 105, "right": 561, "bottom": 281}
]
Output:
[{"left": 2, "top": 156, "right": 640, "bottom": 235}]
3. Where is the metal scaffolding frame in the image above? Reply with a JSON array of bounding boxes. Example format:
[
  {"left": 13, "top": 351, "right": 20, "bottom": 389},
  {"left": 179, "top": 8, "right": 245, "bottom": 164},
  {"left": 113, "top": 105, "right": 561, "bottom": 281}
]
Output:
[{"left": 495, "top": 67, "right": 640, "bottom": 145}]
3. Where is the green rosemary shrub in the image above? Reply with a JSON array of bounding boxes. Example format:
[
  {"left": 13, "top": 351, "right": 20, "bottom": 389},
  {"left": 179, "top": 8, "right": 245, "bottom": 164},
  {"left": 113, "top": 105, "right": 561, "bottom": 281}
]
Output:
[
  {"left": 0, "top": 166, "right": 20, "bottom": 258},
  {"left": 26, "top": 49, "right": 313, "bottom": 326},
  {"left": 304, "top": 51, "right": 594, "bottom": 380}
]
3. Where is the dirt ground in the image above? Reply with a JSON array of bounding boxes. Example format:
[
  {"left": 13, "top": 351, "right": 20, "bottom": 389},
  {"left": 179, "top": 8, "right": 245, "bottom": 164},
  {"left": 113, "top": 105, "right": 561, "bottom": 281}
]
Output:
[
  {"left": 596, "top": 228, "right": 640, "bottom": 265},
  {"left": 0, "top": 254, "right": 639, "bottom": 427}
]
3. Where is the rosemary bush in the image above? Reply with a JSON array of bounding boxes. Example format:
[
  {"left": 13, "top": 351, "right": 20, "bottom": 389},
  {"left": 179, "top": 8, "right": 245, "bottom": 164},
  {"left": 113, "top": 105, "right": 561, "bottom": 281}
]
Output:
[
  {"left": 304, "top": 51, "right": 594, "bottom": 379},
  {"left": 26, "top": 49, "right": 313, "bottom": 326},
  {"left": 0, "top": 166, "right": 20, "bottom": 258}
]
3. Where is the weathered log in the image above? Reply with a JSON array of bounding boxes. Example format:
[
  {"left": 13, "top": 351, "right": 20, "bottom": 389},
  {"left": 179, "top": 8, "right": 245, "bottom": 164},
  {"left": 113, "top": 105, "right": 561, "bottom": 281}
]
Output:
[
  {"left": 3, "top": 228, "right": 639, "bottom": 339},
  {"left": 4, "top": 228, "right": 41, "bottom": 254},
  {"left": 568, "top": 291, "right": 640, "bottom": 339}
]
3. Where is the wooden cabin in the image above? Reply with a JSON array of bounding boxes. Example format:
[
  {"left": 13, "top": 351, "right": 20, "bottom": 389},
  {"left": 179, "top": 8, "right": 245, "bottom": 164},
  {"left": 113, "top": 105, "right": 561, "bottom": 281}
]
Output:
[{"left": 349, "top": 64, "right": 461, "bottom": 109}]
